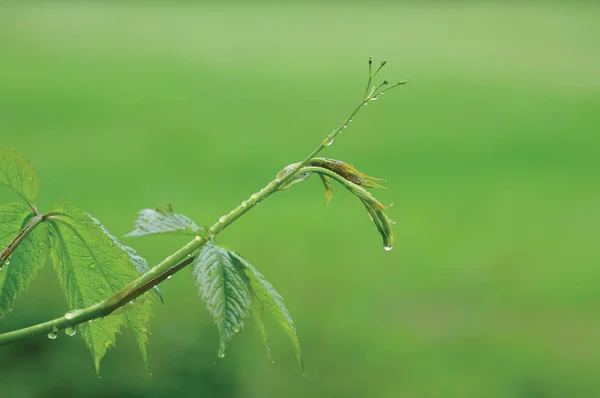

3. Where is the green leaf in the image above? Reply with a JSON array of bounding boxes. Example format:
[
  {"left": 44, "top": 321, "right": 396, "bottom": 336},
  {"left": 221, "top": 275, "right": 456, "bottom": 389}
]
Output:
[
  {"left": 49, "top": 200, "right": 155, "bottom": 373},
  {"left": 191, "top": 241, "right": 252, "bottom": 358},
  {"left": 229, "top": 251, "right": 303, "bottom": 370},
  {"left": 0, "top": 147, "right": 40, "bottom": 207},
  {"left": 91, "top": 215, "right": 163, "bottom": 304},
  {"left": 0, "top": 203, "right": 50, "bottom": 318},
  {"left": 252, "top": 299, "right": 273, "bottom": 362},
  {"left": 126, "top": 205, "right": 201, "bottom": 237}
]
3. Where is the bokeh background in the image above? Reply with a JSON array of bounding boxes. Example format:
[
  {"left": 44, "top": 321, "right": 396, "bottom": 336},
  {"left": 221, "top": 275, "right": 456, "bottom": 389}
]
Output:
[{"left": 1, "top": 1, "right": 599, "bottom": 397}]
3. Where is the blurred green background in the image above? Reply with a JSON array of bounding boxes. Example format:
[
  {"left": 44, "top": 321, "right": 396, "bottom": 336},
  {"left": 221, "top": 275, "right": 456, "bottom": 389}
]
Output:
[{"left": 1, "top": 1, "right": 599, "bottom": 397}]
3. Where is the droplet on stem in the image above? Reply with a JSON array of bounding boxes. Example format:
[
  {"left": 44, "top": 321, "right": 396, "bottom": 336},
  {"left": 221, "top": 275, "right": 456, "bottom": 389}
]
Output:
[
  {"left": 384, "top": 245, "right": 393, "bottom": 252},
  {"left": 48, "top": 326, "right": 58, "bottom": 340}
]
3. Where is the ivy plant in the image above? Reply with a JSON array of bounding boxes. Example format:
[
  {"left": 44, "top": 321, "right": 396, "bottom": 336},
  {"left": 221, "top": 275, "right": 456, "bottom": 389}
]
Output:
[{"left": 0, "top": 58, "right": 405, "bottom": 374}]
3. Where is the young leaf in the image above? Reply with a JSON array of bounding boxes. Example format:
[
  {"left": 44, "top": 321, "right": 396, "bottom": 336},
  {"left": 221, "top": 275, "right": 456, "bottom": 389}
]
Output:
[
  {"left": 0, "top": 203, "right": 50, "bottom": 318},
  {"left": 49, "top": 200, "right": 155, "bottom": 373},
  {"left": 276, "top": 163, "right": 313, "bottom": 191},
  {"left": 309, "top": 158, "right": 386, "bottom": 189},
  {"left": 319, "top": 174, "right": 334, "bottom": 206},
  {"left": 228, "top": 252, "right": 303, "bottom": 370},
  {"left": 191, "top": 241, "right": 252, "bottom": 358},
  {"left": 0, "top": 148, "right": 40, "bottom": 208},
  {"left": 126, "top": 206, "right": 201, "bottom": 237}
]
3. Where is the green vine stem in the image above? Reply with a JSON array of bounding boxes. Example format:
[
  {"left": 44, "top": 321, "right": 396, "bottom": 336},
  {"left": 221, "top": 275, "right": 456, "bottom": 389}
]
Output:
[{"left": 0, "top": 58, "right": 405, "bottom": 346}]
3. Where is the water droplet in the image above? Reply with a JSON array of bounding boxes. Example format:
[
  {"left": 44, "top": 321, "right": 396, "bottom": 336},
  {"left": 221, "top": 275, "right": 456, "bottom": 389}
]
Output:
[
  {"left": 129, "top": 300, "right": 135, "bottom": 305},
  {"left": 241, "top": 200, "right": 249, "bottom": 208},
  {"left": 47, "top": 326, "right": 58, "bottom": 340},
  {"left": 97, "top": 288, "right": 106, "bottom": 295},
  {"left": 65, "top": 327, "right": 76, "bottom": 337},
  {"left": 384, "top": 245, "right": 393, "bottom": 252},
  {"left": 90, "top": 283, "right": 95, "bottom": 287},
  {"left": 4, "top": 260, "right": 10, "bottom": 266},
  {"left": 371, "top": 96, "right": 379, "bottom": 101},
  {"left": 89, "top": 263, "right": 96, "bottom": 269},
  {"left": 349, "top": 119, "right": 353, "bottom": 123},
  {"left": 250, "top": 193, "right": 260, "bottom": 200},
  {"left": 167, "top": 275, "right": 172, "bottom": 279},
  {"left": 220, "top": 353, "right": 225, "bottom": 359},
  {"left": 71, "top": 235, "right": 77, "bottom": 240},
  {"left": 363, "top": 101, "right": 369, "bottom": 106},
  {"left": 233, "top": 326, "right": 240, "bottom": 333},
  {"left": 219, "top": 216, "right": 227, "bottom": 223},
  {"left": 323, "top": 137, "right": 334, "bottom": 147},
  {"left": 65, "top": 309, "right": 84, "bottom": 320},
  {"left": 343, "top": 125, "right": 348, "bottom": 129}
]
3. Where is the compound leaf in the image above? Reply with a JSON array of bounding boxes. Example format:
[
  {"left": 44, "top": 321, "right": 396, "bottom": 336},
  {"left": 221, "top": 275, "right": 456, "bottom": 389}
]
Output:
[
  {"left": 0, "top": 148, "right": 40, "bottom": 208},
  {"left": 229, "top": 251, "right": 303, "bottom": 370},
  {"left": 0, "top": 203, "right": 50, "bottom": 318},
  {"left": 191, "top": 241, "right": 252, "bottom": 358},
  {"left": 126, "top": 206, "right": 201, "bottom": 237},
  {"left": 49, "top": 200, "right": 155, "bottom": 373}
]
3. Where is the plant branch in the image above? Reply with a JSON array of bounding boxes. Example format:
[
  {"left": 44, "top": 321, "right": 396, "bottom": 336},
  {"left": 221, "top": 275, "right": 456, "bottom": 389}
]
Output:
[
  {"left": 0, "top": 213, "right": 45, "bottom": 269},
  {"left": 0, "top": 58, "right": 404, "bottom": 346}
]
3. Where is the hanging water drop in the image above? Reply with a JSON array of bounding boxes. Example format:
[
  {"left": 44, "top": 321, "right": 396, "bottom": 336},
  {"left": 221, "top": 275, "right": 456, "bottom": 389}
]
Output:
[
  {"left": 167, "top": 275, "right": 173, "bottom": 279},
  {"left": 371, "top": 96, "right": 379, "bottom": 101},
  {"left": 48, "top": 326, "right": 58, "bottom": 340},
  {"left": 65, "top": 327, "right": 76, "bottom": 337},
  {"left": 384, "top": 245, "right": 393, "bottom": 252},
  {"left": 220, "top": 353, "right": 225, "bottom": 359}
]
